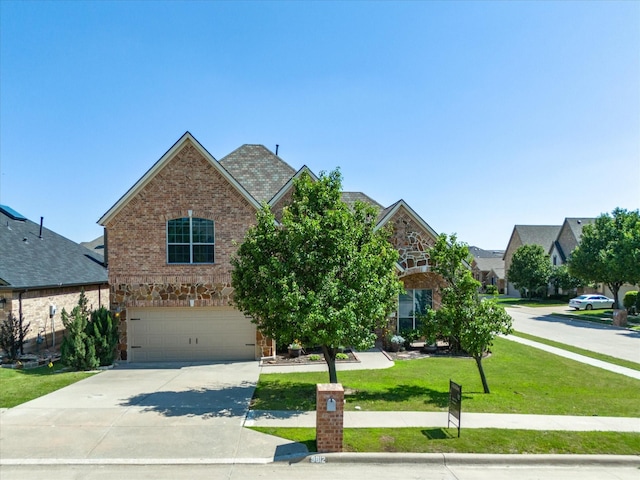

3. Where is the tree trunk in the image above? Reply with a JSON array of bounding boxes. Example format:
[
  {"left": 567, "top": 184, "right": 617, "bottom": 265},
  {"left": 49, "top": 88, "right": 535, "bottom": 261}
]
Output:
[
  {"left": 322, "top": 345, "right": 338, "bottom": 384},
  {"left": 608, "top": 282, "right": 623, "bottom": 309},
  {"left": 474, "top": 354, "right": 490, "bottom": 394}
]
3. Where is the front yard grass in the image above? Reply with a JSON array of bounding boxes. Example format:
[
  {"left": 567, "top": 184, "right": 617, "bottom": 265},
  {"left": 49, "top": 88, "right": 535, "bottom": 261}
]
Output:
[
  {"left": 0, "top": 362, "right": 96, "bottom": 408},
  {"left": 511, "top": 331, "right": 640, "bottom": 371},
  {"left": 251, "top": 427, "right": 640, "bottom": 455},
  {"left": 253, "top": 337, "right": 640, "bottom": 417},
  {"left": 494, "top": 297, "right": 566, "bottom": 307}
]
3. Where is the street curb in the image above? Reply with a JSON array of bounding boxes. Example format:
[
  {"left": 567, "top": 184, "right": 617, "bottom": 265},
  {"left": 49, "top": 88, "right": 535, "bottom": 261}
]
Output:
[
  {"left": 296, "top": 453, "right": 640, "bottom": 467},
  {"left": 2, "top": 454, "right": 639, "bottom": 467}
]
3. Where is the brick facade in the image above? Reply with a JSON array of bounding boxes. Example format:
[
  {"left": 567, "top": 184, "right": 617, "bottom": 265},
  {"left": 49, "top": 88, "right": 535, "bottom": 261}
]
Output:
[
  {"left": 1, "top": 285, "right": 107, "bottom": 354},
  {"left": 104, "top": 140, "right": 275, "bottom": 360}
]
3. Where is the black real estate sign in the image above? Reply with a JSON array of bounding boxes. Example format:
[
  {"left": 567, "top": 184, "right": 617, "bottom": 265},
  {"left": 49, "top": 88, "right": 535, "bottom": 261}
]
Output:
[{"left": 448, "top": 380, "right": 462, "bottom": 437}]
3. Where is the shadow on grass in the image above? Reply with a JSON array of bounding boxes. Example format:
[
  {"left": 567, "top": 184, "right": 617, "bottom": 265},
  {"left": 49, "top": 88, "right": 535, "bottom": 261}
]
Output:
[
  {"left": 421, "top": 428, "right": 456, "bottom": 440},
  {"left": 254, "top": 380, "right": 474, "bottom": 410}
]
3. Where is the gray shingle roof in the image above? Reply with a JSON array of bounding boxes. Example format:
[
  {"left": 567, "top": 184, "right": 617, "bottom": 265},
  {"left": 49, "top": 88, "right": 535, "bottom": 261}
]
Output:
[
  {"left": 514, "top": 225, "right": 562, "bottom": 251},
  {"left": 220, "top": 145, "right": 296, "bottom": 203},
  {"left": 565, "top": 218, "right": 595, "bottom": 242},
  {"left": 0, "top": 206, "right": 107, "bottom": 289},
  {"left": 341, "top": 192, "right": 383, "bottom": 210}
]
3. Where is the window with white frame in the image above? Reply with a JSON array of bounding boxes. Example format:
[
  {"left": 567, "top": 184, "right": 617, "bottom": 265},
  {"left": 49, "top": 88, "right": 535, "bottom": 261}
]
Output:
[
  {"left": 167, "top": 217, "right": 214, "bottom": 264},
  {"left": 398, "top": 289, "right": 432, "bottom": 331}
]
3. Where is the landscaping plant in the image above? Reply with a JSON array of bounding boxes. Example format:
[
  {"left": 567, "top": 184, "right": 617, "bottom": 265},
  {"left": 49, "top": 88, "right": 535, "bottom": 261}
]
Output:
[
  {"left": 232, "top": 169, "right": 402, "bottom": 383},
  {"left": 60, "top": 291, "right": 99, "bottom": 370},
  {"left": 0, "top": 313, "right": 30, "bottom": 361},
  {"left": 89, "top": 306, "right": 119, "bottom": 366}
]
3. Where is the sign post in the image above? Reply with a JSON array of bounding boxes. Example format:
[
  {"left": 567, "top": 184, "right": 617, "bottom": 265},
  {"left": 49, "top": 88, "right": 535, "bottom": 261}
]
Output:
[{"left": 448, "top": 380, "right": 462, "bottom": 438}]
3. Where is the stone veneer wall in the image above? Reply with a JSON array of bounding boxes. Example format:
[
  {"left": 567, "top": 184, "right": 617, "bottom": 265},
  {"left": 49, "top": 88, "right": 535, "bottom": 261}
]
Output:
[
  {"left": 389, "top": 208, "right": 436, "bottom": 271},
  {"left": 0, "top": 284, "right": 107, "bottom": 354}
]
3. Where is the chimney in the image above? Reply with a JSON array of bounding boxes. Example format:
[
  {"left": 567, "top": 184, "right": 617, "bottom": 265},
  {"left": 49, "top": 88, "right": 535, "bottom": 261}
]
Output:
[{"left": 275, "top": 144, "right": 279, "bottom": 155}]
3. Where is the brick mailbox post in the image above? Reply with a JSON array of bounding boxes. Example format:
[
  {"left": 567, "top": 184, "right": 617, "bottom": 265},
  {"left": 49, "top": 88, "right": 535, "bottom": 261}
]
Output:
[{"left": 316, "top": 383, "right": 344, "bottom": 453}]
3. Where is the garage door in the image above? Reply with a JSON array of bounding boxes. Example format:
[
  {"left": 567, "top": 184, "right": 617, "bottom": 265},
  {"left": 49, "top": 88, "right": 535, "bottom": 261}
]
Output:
[{"left": 128, "top": 307, "right": 256, "bottom": 362}]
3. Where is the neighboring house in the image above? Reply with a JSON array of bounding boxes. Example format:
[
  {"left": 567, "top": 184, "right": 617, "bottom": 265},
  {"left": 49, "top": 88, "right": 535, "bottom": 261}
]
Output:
[
  {"left": 80, "top": 235, "right": 106, "bottom": 259},
  {"left": 98, "top": 132, "right": 444, "bottom": 363},
  {"left": 470, "top": 247, "right": 505, "bottom": 293},
  {"left": 503, "top": 225, "right": 561, "bottom": 297},
  {"left": 503, "top": 218, "right": 633, "bottom": 299},
  {"left": 548, "top": 218, "right": 594, "bottom": 267},
  {"left": 0, "top": 205, "right": 108, "bottom": 354}
]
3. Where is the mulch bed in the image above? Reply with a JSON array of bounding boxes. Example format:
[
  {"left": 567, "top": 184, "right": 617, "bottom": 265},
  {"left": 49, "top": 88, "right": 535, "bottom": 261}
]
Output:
[{"left": 261, "top": 348, "right": 358, "bottom": 366}]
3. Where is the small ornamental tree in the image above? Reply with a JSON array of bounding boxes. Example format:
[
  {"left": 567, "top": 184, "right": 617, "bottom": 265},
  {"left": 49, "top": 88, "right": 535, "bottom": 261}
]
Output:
[
  {"left": 60, "top": 291, "right": 99, "bottom": 371},
  {"left": 507, "top": 244, "right": 552, "bottom": 299},
  {"left": 568, "top": 208, "right": 640, "bottom": 309},
  {"left": 232, "top": 169, "right": 403, "bottom": 383},
  {"left": 0, "top": 313, "right": 30, "bottom": 361},
  {"left": 423, "top": 233, "right": 513, "bottom": 393},
  {"left": 458, "top": 299, "right": 513, "bottom": 394}
]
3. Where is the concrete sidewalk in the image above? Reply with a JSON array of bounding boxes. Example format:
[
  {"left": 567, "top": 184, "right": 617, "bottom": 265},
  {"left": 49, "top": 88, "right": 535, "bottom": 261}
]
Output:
[
  {"left": 246, "top": 410, "right": 640, "bottom": 432},
  {"left": 504, "top": 334, "right": 640, "bottom": 380}
]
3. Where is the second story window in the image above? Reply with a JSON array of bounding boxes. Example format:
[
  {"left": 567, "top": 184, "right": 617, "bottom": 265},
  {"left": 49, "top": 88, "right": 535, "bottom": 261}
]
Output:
[{"left": 167, "top": 217, "right": 214, "bottom": 264}]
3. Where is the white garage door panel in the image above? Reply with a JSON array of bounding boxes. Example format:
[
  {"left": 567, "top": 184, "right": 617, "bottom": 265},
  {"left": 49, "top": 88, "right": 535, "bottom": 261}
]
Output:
[{"left": 128, "top": 307, "right": 256, "bottom": 362}]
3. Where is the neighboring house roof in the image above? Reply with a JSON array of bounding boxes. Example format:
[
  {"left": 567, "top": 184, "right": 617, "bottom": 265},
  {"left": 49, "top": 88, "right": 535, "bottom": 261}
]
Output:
[
  {"left": 551, "top": 217, "right": 595, "bottom": 261},
  {"left": 506, "top": 225, "right": 562, "bottom": 258},
  {"left": 98, "top": 132, "right": 262, "bottom": 226},
  {"left": 80, "top": 235, "right": 105, "bottom": 257},
  {"left": 564, "top": 218, "right": 594, "bottom": 241},
  {"left": 0, "top": 205, "right": 107, "bottom": 289},
  {"left": 474, "top": 257, "right": 505, "bottom": 277},
  {"left": 469, "top": 246, "right": 505, "bottom": 259},
  {"left": 220, "top": 144, "right": 297, "bottom": 203}
]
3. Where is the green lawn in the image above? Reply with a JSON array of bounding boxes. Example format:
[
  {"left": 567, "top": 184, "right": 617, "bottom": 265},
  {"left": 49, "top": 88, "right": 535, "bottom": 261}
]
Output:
[
  {"left": 494, "top": 297, "right": 567, "bottom": 307},
  {"left": 252, "top": 427, "right": 640, "bottom": 455},
  {"left": 253, "top": 337, "right": 640, "bottom": 417},
  {"left": 511, "top": 331, "right": 640, "bottom": 371},
  {"left": 0, "top": 362, "right": 96, "bottom": 408}
]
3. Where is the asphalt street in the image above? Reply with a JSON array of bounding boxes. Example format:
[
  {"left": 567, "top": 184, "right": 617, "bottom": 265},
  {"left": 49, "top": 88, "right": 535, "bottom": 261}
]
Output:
[
  {"left": 505, "top": 305, "right": 640, "bottom": 363},
  {"left": 3, "top": 461, "right": 639, "bottom": 480}
]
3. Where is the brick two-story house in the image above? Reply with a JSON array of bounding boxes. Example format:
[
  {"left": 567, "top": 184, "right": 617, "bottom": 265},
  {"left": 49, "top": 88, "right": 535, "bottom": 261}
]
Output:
[{"left": 99, "top": 132, "right": 443, "bottom": 362}]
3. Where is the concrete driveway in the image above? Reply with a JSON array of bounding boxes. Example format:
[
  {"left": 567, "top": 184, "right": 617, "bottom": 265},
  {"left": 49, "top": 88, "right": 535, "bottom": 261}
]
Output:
[{"left": 0, "top": 361, "right": 307, "bottom": 463}]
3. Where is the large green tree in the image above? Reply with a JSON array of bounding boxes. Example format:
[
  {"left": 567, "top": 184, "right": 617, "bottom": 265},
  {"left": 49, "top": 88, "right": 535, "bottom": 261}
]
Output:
[
  {"left": 231, "top": 169, "right": 403, "bottom": 383},
  {"left": 507, "top": 244, "right": 552, "bottom": 298},
  {"left": 424, "top": 234, "right": 513, "bottom": 393},
  {"left": 568, "top": 208, "right": 640, "bottom": 308}
]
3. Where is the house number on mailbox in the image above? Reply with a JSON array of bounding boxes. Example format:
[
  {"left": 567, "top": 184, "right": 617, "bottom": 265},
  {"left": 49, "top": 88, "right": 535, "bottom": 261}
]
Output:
[{"left": 326, "top": 398, "right": 336, "bottom": 412}]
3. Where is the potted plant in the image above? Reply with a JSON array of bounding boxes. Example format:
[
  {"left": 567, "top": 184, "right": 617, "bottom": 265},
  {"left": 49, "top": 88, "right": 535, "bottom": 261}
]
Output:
[
  {"left": 288, "top": 340, "right": 302, "bottom": 357},
  {"left": 389, "top": 335, "right": 405, "bottom": 352}
]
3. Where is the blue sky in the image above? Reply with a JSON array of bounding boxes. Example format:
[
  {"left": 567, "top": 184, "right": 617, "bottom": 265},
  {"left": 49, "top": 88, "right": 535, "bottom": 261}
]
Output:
[{"left": 1, "top": 1, "right": 638, "bottom": 250}]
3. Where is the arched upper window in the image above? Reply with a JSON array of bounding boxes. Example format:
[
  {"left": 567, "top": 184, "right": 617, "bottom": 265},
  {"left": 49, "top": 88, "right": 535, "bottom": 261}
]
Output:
[{"left": 167, "top": 217, "right": 215, "bottom": 264}]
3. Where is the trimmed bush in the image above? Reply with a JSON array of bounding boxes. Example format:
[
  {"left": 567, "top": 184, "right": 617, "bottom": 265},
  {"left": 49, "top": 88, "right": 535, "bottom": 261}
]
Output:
[
  {"left": 623, "top": 291, "right": 638, "bottom": 314},
  {"left": 485, "top": 285, "right": 498, "bottom": 295}
]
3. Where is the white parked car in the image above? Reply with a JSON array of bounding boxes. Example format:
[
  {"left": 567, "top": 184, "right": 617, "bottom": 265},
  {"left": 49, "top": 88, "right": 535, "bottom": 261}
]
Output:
[{"left": 568, "top": 294, "right": 615, "bottom": 311}]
